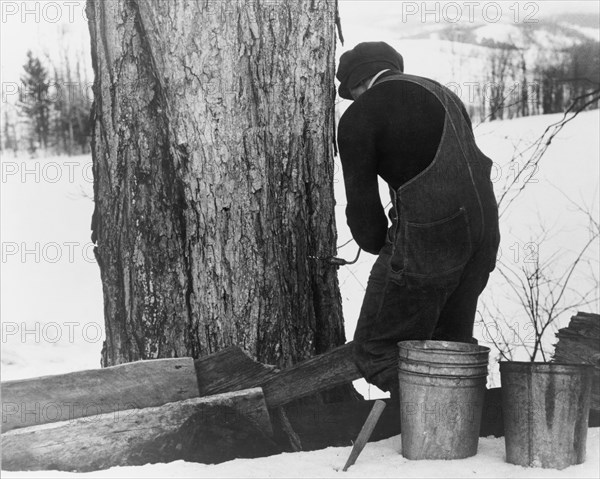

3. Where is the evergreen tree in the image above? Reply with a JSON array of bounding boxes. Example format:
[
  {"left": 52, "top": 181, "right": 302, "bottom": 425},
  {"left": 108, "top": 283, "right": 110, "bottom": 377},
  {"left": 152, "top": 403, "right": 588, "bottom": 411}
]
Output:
[
  {"left": 3, "top": 111, "right": 14, "bottom": 153},
  {"left": 19, "top": 50, "right": 52, "bottom": 152}
]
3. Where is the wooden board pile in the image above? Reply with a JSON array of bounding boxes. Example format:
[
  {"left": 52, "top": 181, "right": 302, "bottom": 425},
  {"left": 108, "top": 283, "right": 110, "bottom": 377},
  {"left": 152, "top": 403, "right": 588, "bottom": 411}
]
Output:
[
  {"left": 0, "top": 342, "right": 506, "bottom": 472},
  {"left": 1, "top": 344, "right": 361, "bottom": 471},
  {"left": 554, "top": 311, "right": 600, "bottom": 414}
]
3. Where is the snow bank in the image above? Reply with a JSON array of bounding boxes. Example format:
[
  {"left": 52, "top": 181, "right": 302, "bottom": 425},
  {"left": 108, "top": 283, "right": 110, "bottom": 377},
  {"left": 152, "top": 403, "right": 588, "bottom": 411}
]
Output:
[{"left": 3, "top": 429, "right": 599, "bottom": 478}]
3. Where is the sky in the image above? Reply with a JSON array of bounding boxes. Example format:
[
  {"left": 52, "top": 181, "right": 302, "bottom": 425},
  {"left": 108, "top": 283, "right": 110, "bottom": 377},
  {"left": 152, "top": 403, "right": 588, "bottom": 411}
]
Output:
[{"left": 339, "top": 0, "right": 600, "bottom": 24}]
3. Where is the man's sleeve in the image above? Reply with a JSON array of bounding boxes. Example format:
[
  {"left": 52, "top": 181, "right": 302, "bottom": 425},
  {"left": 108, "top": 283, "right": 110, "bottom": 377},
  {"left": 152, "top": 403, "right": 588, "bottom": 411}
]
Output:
[{"left": 337, "top": 109, "right": 388, "bottom": 255}]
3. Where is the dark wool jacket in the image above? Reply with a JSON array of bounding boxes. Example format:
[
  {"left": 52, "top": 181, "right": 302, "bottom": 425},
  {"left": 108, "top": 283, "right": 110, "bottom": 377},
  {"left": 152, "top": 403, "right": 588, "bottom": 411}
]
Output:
[{"left": 337, "top": 71, "right": 472, "bottom": 254}]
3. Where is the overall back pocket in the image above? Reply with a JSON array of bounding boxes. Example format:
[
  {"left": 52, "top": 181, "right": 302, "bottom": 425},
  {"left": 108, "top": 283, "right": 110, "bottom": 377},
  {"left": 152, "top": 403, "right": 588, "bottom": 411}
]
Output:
[{"left": 403, "top": 207, "right": 472, "bottom": 277}]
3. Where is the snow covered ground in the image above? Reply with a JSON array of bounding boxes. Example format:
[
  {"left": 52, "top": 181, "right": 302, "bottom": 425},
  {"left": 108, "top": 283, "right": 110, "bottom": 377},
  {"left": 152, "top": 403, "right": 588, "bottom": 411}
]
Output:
[
  {"left": 1, "top": 154, "right": 103, "bottom": 380},
  {"left": 3, "top": 429, "right": 599, "bottom": 478}
]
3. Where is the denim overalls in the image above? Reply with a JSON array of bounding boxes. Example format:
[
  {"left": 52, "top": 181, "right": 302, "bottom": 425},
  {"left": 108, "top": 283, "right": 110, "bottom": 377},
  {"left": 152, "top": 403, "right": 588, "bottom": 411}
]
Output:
[{"left": 352, "top": 73, "right": 500, "bottom": 392}]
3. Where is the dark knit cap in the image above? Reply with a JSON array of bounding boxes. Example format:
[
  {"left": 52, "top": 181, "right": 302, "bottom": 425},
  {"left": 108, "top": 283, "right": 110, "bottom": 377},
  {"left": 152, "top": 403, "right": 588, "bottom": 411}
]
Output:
[{"left": 336, "top": 42, "right": 404, "bottom": 100}]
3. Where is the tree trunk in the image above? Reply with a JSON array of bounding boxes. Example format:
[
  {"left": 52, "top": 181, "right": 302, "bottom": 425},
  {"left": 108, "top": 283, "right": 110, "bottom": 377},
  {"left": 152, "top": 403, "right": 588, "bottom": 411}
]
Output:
[{"left": 87, "top": 0, "right": 344, "bottom": 368}]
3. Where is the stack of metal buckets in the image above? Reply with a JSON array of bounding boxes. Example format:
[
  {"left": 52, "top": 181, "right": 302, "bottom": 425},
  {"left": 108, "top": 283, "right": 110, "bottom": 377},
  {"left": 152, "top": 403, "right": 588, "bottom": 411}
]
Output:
[{"left": 396, "top": 340, "right": 593, "bottom": 469}]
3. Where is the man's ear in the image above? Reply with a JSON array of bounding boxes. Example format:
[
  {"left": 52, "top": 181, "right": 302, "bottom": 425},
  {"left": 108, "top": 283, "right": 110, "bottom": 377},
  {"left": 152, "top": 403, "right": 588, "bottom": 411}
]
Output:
[{"left": 350, "top": 77, "right": 373, "bottom": 100}]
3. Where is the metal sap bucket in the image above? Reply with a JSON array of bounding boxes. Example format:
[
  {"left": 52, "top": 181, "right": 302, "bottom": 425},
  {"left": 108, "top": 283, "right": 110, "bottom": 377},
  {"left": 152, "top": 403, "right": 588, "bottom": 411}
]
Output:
[
  {"left": 500, "top": 361, "right": 593, "bottom": 469},
  {"left": 397, "top": 340, "right": 490, "bottom": 460}
]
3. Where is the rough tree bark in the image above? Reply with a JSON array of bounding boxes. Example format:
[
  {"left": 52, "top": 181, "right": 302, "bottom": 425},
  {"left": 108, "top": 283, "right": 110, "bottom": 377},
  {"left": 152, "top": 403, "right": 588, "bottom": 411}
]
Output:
[{"left": 87, "top": 0, "right": 344, "bottom": 368}]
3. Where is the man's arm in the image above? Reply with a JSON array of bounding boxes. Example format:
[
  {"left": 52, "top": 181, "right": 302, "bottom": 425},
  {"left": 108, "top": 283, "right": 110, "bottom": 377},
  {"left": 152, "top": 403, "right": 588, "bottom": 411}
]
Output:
[{"left": 337, "top": 108, "right": 388, "bottom": 255}]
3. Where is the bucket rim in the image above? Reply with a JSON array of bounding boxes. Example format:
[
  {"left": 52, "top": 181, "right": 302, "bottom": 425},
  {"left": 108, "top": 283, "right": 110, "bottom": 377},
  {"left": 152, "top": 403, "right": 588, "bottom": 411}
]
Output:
[
  {"left": 397, "top": 340, "right": 490, "bottom": 355},
  {"left": 398, "top": 368, "right": 488, "bottom": 380},
  {"left": 398, "top": 357, "right": 489, "bottom": 368}
]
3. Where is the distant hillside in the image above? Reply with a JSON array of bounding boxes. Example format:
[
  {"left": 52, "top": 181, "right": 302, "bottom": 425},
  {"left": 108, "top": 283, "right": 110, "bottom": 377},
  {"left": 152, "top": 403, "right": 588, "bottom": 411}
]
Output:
[
  {"left": 547, "top": 12, "right": 600, "bottom": 30},
  {"left": 360, "top": 17, "right": 600, "bottom": 123},
  {"left": 400, "top": 18, "right": 599, "bottom": 48}
]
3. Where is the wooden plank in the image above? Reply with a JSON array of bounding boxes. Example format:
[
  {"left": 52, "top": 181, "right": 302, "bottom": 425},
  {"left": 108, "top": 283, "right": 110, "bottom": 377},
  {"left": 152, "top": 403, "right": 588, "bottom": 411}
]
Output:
[
  {"left": 193, "top": 346, "right": 278, "bottom": 396},
  {"left": 261, "top": 342, "right": 361, "bottom": 408},
  {"left": 553, "top": 312, "right": 600, "bottom": 413},
  {"left": 2, "top": 388, "right": 277, "bottom": 472},
  {"left": 1, "top": 358, "right": 199, "bottom": 433},
  {"left": 342, "top": 400, "right": 387, "bottom": 471},
  {"left": 1, "top": 343, "right": 357, "bottom": 435},
  {"left": 192, "top": 343, "right": 360, "bottom": 408},
  {"left": 481, "top": 387, "right": 504, "bottom": 437}
]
